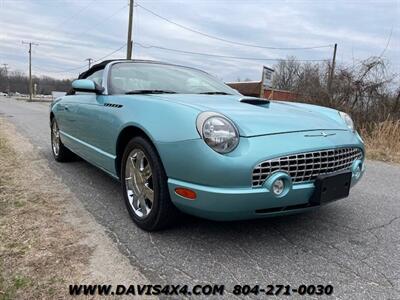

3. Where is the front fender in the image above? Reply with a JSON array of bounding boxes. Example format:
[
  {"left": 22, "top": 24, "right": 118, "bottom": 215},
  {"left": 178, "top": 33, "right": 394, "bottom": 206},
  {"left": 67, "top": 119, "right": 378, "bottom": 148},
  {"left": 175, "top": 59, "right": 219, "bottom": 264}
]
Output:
[{"left": 115, "top": 95, "right": 201, "bottom": 144}]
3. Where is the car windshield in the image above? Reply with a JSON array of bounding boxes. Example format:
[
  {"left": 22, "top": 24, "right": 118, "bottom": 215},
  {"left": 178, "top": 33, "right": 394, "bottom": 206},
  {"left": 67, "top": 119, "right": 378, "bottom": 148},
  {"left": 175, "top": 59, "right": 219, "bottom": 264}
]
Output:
[{"left": 109, "top": 62, "right": 239, "bottom": 95}]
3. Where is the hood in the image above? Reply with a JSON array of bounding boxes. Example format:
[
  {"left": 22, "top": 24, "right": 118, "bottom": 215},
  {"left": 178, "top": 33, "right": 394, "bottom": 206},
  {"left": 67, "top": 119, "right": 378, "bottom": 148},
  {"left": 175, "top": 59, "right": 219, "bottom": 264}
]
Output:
[{"left": 150, "top": 94, "right": 348, "bottom": 137}]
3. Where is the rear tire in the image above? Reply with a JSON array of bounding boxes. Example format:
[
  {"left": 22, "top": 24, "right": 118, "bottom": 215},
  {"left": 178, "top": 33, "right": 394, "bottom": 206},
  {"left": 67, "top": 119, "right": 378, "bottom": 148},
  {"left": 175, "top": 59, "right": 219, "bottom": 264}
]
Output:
[
  {"left": 121, "top": 136, "right": 180, "bottom": 231},
  {"left": 51, "top": 119, "right": 74, "bottom": 162}
]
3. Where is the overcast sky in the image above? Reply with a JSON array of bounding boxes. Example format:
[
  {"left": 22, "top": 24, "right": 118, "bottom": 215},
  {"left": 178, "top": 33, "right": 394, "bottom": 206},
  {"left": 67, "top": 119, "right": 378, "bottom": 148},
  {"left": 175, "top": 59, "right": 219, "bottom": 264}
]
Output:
[{"left": 0, "top": 0, "right": 399, "bottom": 81}]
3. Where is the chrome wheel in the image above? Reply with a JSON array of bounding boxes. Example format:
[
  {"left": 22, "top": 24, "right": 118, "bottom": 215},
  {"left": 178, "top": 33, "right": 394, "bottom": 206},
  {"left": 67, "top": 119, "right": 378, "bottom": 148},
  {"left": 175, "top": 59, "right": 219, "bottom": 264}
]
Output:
[
  {"left": 125, "top": 149, "right": 154, "bottom": 218},
  {"left": 52, "top": 122, "right": 60, "bottom": 156}
]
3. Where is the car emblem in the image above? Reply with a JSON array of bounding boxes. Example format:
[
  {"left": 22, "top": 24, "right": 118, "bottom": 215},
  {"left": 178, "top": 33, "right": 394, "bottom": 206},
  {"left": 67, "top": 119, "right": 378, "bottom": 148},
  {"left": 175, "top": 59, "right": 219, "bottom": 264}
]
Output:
[{"left": 304, "top": 131, "right": 336, "bottom": 137}]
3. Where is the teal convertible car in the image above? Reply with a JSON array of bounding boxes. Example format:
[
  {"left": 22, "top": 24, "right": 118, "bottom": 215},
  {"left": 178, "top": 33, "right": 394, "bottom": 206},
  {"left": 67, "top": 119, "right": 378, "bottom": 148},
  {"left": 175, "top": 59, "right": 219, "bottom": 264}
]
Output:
[{"left": 50, "top": 59, "right": 365, "bottom": 231}]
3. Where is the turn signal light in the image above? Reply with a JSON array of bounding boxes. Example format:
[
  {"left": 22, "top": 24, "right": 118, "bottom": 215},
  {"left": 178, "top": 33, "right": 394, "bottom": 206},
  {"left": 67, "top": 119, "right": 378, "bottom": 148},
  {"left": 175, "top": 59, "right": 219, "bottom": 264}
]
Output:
[{"left": 175, "top": 188, "right": 197, "bottom": 200}]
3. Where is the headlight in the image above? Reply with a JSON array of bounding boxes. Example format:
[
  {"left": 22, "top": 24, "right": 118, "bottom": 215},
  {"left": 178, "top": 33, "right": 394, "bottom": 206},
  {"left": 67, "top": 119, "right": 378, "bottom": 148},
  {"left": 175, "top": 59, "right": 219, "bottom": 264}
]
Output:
[
  {"left": 339, "top": 111, "right": 355, "bottom": 131},
  {"left": 196, "top": 112, "right": 239, "bottom": 154}
]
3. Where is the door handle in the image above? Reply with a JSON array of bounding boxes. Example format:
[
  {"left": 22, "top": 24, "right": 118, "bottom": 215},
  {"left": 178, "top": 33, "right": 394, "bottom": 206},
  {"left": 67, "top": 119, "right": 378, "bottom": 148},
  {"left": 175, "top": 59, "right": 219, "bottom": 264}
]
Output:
[{"left": 64, "top": 104, "right": 69, "bottom": 111}]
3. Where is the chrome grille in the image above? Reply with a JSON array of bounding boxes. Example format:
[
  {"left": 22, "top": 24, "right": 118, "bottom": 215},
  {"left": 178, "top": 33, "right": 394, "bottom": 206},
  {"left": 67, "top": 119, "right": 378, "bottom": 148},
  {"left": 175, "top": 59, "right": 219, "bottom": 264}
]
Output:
[{"left": 252, "top": 147, "right": 363, "bottom": 187}]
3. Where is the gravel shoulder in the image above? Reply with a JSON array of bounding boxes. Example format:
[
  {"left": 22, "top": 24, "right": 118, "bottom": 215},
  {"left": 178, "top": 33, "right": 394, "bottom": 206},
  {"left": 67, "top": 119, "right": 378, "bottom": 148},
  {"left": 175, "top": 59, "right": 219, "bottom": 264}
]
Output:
[{"left": 0, "top": 118, "right": 151, "bottom": 299}]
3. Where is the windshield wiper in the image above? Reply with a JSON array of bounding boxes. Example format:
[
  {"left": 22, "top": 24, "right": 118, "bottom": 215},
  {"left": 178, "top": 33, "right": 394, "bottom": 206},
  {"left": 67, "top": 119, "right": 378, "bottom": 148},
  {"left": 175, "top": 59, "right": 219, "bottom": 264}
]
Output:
[
  {"left": 125, "top": 90, "right": 177, "bottom": 94},
  {"left": 197, "top": 91, "right": 232, "bottom": 95}
]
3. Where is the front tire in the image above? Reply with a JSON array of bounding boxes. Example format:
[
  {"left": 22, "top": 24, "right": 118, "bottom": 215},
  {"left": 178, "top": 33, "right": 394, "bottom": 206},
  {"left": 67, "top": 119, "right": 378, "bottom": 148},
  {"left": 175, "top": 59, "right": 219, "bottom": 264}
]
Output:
[{"left": 121, "top": 136, "right": 180, "bottom": 231}]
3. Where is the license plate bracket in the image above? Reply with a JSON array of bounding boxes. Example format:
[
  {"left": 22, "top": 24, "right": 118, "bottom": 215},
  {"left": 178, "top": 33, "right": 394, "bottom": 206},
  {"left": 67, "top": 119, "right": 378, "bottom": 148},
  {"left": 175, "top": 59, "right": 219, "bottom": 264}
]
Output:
[{"left": 310, "top": 171, "right": 352, "bottom": 205}]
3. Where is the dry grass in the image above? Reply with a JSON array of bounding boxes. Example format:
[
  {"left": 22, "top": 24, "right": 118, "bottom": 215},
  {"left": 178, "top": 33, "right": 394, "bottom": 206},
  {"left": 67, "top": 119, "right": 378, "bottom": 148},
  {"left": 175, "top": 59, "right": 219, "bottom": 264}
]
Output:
[
  {"left": 0, "top": 118, "right": 152, "bottom": 300},
  {"left": 0, "top": 120, "right": 92, "bottom": 299},
  {"left": 359, "top": 119, "right": 400, "bottom": 164}
]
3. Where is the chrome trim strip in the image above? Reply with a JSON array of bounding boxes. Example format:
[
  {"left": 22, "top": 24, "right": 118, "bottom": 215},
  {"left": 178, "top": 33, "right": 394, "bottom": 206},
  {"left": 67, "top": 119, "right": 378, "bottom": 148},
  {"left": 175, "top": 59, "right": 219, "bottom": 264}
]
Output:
[{"left": 59, "top": 130, "right": 116, "bottom": 159}]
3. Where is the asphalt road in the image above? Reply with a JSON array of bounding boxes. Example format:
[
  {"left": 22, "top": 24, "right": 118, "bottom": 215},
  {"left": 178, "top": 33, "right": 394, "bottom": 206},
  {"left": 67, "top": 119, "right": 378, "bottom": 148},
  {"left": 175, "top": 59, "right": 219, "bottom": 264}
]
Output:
[{"left": 1, "top": 97, "right": 399, "bottom": 299}]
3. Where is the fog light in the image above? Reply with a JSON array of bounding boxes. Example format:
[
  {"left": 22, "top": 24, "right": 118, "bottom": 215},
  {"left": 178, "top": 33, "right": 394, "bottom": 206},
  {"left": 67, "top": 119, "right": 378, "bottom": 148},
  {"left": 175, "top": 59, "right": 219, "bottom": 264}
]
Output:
[
  {"left": 354, "top": 164, "right": 362, "bottom": 179},
  {"left": 351, "top": 159, "right": 363, "bottom": 180},
  {"left": 272, "top": 179, "right": 285, "bottom": 195},
  {"left": 264, "top": 172, "right": 292, "bottom": 198}
]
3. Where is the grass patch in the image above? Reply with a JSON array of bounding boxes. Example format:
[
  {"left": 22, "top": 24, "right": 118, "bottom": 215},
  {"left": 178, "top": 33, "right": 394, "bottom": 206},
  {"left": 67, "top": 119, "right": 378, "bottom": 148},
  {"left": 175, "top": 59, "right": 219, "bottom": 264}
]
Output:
[
  {"left": 0, "top": 275, "right": 31, "bottom": 300},
  {"left": 13, "top": 276, "right": 30, "bottom": 290},
  {"left": 0, "top": 131, "right": 27, "bottom": 300},
  {"left": 360, "top": 119, "right": 400, "bottom": 164},
  {"left": 0, "top": 120, "right": 92, "bottom": 299}
]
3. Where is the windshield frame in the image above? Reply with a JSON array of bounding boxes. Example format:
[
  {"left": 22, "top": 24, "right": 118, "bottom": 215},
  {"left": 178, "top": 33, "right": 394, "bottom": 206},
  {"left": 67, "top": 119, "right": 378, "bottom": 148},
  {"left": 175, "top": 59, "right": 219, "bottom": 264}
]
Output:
[{"left": 102, "top": 61, "right": 240, "bottom": 96}]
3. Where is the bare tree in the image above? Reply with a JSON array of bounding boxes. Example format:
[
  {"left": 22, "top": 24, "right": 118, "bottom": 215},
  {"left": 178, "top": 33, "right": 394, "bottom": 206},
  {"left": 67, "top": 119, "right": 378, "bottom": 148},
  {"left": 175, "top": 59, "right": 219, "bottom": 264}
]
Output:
[
  {"left": 271, "top": 56, "right": 399, "bottom": 127},
  {"left": 272, "top": 57, "right": 301, "bottom": 90}
]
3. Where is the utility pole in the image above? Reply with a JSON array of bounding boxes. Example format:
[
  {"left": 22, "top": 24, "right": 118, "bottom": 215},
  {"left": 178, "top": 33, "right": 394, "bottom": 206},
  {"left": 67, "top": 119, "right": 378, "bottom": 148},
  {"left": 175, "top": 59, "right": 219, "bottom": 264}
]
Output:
[
  {"left": 328, "top": 43, "right": 337, "bottom": 97},
  {"left": 85, "top": 58, "right": 93, "bottom": 69},
  {"left": 22, "top": 41, "right": 39, "bottom": 101},
  {"left": 2, "top": 64, "right": 9, "bottom": 95},
  {"left": 2, "top": 63, "right": 8, "bottom": 74},
  {"left": 126, "top": 0, "right": 134, "bottom": 59}
]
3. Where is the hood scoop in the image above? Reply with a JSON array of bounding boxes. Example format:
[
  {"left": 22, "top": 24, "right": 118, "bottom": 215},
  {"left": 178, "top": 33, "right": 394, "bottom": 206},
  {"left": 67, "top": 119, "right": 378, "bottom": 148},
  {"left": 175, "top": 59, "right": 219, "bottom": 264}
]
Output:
[{"left": 239, "top": 98, "right": 270, "bottom": 105}]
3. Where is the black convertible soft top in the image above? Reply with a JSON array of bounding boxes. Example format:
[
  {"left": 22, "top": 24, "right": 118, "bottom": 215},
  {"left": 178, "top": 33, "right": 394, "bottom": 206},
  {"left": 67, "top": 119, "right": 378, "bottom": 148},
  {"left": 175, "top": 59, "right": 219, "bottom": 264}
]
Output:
[
  {"left": 78, "top": 59, "right": 170, "bottom": 79},
  {"left": 78, "top": 59, "right": 119, "bottom": 79}
]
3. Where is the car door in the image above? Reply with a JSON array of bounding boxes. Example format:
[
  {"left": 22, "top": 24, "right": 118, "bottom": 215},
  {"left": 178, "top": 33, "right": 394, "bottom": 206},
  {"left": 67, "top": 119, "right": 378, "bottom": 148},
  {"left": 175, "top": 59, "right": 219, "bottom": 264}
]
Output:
[
  {"left": 55, "top": 94, "right": 80, "bottom": 147},
  {"left": 72, "top": 70, "right": 118, "bottom": 175}
]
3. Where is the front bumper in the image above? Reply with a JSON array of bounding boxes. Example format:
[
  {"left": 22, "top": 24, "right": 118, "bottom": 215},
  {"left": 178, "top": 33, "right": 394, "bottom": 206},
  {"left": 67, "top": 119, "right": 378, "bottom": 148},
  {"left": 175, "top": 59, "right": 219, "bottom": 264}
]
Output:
[
  {"left": 157, "top": 129, "right": 365, "bottom": 220},
  {"left": 168, "top": 165, "right": 365, "bottom": 221}
]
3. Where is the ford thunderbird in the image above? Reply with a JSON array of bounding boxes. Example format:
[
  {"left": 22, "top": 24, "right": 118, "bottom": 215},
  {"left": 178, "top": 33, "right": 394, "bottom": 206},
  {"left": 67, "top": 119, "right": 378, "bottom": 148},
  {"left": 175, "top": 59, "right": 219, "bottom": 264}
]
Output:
[{"left": 50, "top": 60, "right": 365, "bottom": 231}]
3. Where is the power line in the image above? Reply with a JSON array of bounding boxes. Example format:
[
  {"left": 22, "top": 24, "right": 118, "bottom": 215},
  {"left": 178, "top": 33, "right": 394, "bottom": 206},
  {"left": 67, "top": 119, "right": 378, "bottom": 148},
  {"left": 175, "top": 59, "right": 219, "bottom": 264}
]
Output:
[
  {"left": 34, "top": 1, "right": 126, "bottom": 58},
  {"left": 33, "top": 43, "right": 127, "bottom": 74},
  {"left": 64, "top": 3, "right": 128, "bottom": 41},
  {"left": 92, "top": 43, "right": 127, "bottom": 63},
  {"left": 34, "top": 62, "right": 87, "bottom": 73},
  {"left": 32, "top": 3, "right": 128, "bottom": 59},
  {"left": 378, "top": 27, "right": 393, "bottom": 59},
  {"left": 341, "top": 27, "right": 394, "bottom": 74},
  {"left": 57, "top": 0, "right": 96, "bottom": 28},
  {"left": 134, "top": 42, "right": 329, "bottom": 62},
  {"left": 40, "top": 0, "right": 96, "bottom": 38},
  {"left": 136, "top": 3, "right": 333, "bottom": 51},
  {"left": 12, "top": 2, "right": 127, "bottom": 77}
]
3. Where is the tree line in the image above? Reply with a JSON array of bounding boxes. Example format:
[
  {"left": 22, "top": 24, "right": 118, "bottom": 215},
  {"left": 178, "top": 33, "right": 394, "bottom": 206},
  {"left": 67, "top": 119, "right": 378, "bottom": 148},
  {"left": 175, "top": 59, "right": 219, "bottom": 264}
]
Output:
[
  {"left": 0, "top": 69, "right": 72, "bottom": 95},
  {"left": 271, "top": 56, "right": 400, "bottom": 127}
]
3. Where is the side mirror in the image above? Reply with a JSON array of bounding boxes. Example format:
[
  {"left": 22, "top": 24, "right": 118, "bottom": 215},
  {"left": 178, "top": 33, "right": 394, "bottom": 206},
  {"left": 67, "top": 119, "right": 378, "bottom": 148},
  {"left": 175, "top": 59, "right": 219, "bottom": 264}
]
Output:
[{"left": 72, "top": 79, "right": 103, "bottom": 94}]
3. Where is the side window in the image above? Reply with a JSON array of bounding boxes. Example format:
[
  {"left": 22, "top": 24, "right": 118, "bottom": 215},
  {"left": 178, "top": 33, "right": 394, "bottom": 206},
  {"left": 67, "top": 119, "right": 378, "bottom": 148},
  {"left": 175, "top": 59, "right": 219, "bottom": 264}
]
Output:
[{"left": 86, "top": 69, "right": 104, "bottom": 86}]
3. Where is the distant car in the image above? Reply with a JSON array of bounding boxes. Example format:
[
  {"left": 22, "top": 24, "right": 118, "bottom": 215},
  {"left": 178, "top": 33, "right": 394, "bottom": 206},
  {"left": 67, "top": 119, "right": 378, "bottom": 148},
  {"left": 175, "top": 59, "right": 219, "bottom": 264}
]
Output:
[
  {"left": 0, "top": 92, "right": 7, "bottom": 96},
  {"left": 52, "top": 91, "right": 67, "bottom": 100},
  {"left": 50, "top": 60, "right": 365, "bottom": 231}
]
